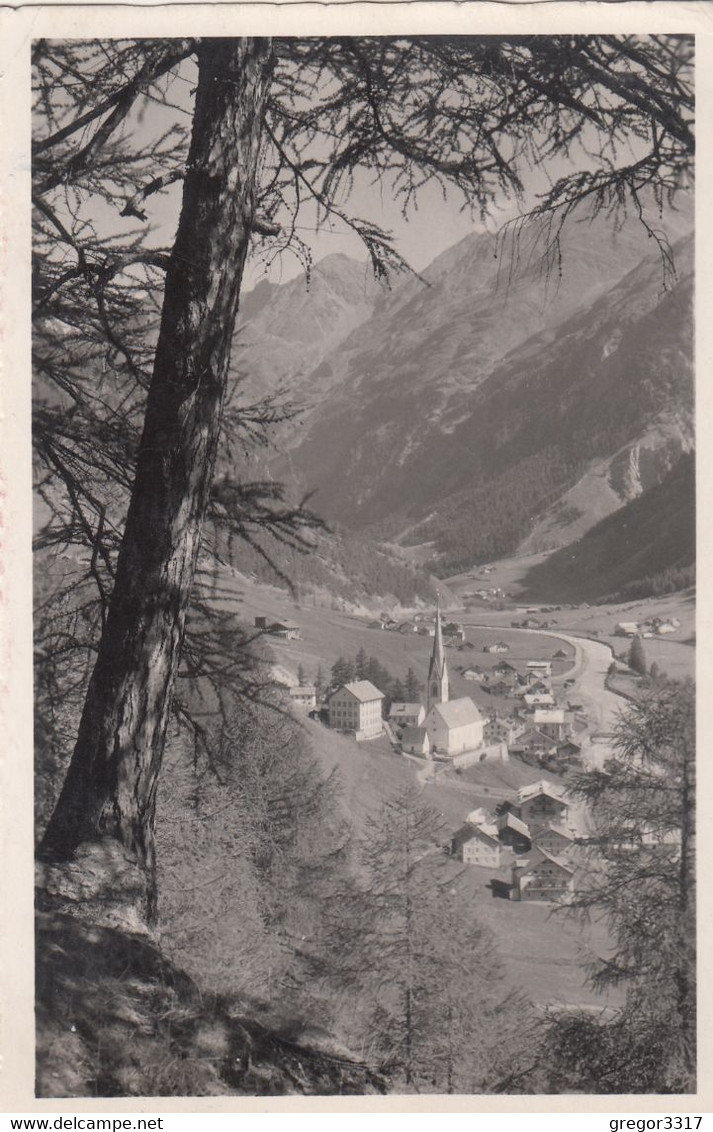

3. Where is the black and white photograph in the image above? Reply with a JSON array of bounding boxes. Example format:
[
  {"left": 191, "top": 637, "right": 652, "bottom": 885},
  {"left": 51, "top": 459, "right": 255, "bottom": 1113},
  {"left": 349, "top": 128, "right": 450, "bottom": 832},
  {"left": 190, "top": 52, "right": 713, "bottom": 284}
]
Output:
[{"left": 15, "top": 12, "right": 699, "bottom": 1104}]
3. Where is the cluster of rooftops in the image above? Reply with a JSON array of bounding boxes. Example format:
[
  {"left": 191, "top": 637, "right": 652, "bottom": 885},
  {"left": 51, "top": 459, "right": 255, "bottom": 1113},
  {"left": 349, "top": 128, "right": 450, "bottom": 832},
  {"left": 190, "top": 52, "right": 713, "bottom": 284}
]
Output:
[{"left": 449, "top": 780, "right": 579, "bottom": 902}]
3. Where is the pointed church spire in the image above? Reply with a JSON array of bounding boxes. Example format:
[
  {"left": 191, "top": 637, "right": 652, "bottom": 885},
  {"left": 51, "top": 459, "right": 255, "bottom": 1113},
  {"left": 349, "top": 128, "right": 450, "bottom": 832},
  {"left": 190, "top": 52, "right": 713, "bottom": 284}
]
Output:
[{"left": 427, "top": 594, "right": 449, "bottom": 711}]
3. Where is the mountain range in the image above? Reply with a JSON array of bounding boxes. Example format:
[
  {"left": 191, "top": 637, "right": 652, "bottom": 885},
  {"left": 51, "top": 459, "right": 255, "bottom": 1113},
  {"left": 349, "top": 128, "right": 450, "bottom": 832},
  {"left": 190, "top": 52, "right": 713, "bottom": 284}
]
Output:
[{"left": 229, "top": 199, "right": 694, "bottom": 597}]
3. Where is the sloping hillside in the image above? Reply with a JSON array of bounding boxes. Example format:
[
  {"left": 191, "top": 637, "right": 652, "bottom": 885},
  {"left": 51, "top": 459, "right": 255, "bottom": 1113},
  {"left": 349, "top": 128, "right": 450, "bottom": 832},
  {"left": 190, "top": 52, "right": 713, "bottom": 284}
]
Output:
[
  {"left": 231, "top": 253, "right": 385, "bottom": 409},
  {"left": 36, "top": 905, "right": 385, "bottom": 1097},
  {"left": 520, "top": 453, "right": 695, "bottom": 603},
  {"left": 259, "top": 219, "right": 691, "bottom": 571},
  {"left": 396, "top": 236, "right": 693, "bottom": 571}
]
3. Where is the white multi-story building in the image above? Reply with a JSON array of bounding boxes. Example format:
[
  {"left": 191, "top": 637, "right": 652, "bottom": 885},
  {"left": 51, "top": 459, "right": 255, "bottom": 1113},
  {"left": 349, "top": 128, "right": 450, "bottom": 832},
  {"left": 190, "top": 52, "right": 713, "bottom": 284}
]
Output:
[{"left": 328, "top": 680, "right": 384, "bottom": 740}]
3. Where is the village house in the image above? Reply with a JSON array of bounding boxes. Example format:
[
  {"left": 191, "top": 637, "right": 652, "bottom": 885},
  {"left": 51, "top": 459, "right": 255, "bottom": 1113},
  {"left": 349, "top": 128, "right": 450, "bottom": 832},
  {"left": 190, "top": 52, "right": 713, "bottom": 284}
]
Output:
[
  {"left": 515, "top": 780, "right": 569, "bottom": 830},
  {"left": 653, "top": 618, "right": 680, "bottom": 635},
  {"left": 526, "top": 660, "right": 552, "bottom": 678},
  {"left": 289, "top": 684, "right": 317, "bottom": 708},
  {"left": 483, "top": 641, "right": 510, "bottom": 654},
  {"left": 487, "top": 677, "right": 520, "bottom": 697},
  {"left": 552, "top": 648, "right": 569, "bottom": 660},
  {"left": 523, "top": 692, "right": 556, "bottom": 708},
  {"left": 443, "top": 622, "right": 466, "bottom": 641},
  {"left": 511, "top": 848, "right": 575, "bottom": 902},
  {"left": 532, "top": 708, "right": 569, "bottom": 741},
  {"left": 401, "top": 725, "right": 429, "bottom": 756},
  {"left": 491, "top": 660, "right": 518, "bottom": 676},
  {"left": 555, "top": 740, "right": 582, "bottom": 765},
  {"left": 615, "top": 621, "right": 640, "bottom": 637},
  {"left": 450, "top": 822, "right": 503, "bottom": 868},
  {"left": 484, "top": 714, "right": 525, "bottom": 746},
  {"left": 509, "top": 727, "right": 559, "bottom": 761},
  {"left": 328, "top": 680, "right": 384, "bottom": 741},
  {"left": 532, "top": 824, "right": 576, "bottom": 856},
  {"left": 496, "top": 810, "right": 532, "bottom": 854},
  {"left": 521, "top": 673, "right": 551, "bottom": 692},
  {"left": 466, "top": 807, "right": 488, "bottom": 825},
  {"left": 268, "top": 620, "right": 301, "bottom": 640},
  {"left": 389, "top": 702, "right": 426, "bottom": 728},
  {"left": 462, "top": 665, "right": 488, "bottom": 682}
]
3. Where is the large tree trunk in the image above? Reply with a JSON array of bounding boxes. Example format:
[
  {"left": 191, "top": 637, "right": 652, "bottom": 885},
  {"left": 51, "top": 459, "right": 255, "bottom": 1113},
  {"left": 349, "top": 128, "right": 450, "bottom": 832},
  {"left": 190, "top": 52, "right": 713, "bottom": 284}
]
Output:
[{"left": 39, "top": 38, "right": 275, "bottom": 917}]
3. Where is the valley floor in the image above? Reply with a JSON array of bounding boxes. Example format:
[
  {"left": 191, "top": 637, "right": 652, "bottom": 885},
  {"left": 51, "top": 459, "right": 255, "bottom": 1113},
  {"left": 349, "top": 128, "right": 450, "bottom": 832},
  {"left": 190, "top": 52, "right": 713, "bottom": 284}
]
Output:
[{"left": 198, "top": 565, "right": 696, "bottom": 1019}]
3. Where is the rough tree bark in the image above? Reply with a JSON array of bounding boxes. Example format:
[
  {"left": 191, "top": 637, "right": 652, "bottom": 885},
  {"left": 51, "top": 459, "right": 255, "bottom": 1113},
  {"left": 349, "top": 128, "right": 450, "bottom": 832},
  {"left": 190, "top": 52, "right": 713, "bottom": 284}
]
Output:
[{"left": 39, "top": 38, "right": 275, "bottom": 917}]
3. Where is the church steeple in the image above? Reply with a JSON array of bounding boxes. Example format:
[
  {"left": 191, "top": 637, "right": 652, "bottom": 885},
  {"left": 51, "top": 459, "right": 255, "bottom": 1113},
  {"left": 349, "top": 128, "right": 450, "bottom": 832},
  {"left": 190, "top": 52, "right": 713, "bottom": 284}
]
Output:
[{"left": 427, "top": 596, "right": 449, "bottom": 711}]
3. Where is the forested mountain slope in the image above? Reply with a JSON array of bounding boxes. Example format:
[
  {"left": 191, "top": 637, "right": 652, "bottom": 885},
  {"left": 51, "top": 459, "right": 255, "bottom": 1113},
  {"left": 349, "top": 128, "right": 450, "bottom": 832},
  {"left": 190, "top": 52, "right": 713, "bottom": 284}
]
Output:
[
  {"left": 233, "top": 206, "right": 692, "bottom": 576},
  {"left": 521, "top": 452, "right": 695, "bottom": 604}
]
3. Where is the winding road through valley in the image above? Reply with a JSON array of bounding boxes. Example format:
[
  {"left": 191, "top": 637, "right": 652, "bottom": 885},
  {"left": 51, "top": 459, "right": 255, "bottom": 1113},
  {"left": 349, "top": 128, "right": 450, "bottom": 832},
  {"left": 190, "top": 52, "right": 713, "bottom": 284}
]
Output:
[{"left": 463, "top": 622, "right": 629, "bottom": 770}]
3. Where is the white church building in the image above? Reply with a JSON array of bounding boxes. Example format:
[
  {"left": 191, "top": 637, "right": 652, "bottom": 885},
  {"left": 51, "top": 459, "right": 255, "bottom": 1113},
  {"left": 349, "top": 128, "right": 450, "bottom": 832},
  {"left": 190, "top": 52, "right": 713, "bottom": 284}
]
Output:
[{"left": 421, "top": 602, "right": 484, "bottom": 757}]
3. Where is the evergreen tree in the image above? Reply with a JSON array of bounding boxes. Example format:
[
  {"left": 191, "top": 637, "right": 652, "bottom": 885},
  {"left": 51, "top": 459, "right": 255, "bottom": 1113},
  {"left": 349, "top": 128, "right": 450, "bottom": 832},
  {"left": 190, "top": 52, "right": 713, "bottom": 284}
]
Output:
[
  {"left": 297, "top": 663, "right": 307, "bottom": 686},
  {"left": 628, "top": 636, "right": 647, "bottom": 675},
  {"left": 33, "top": 32, "right": 694, "bottom": 914},
  {"left": 314, "top": 665, "right": 325, "bottom": 700},
  {"left": 330, "top": 657, "right": 352, "bottom": 688},
  {"left": 390, "top": 679, "right": 407, "bottom": 704},
  {"left": 544, "top": 679, "right": 695, "bottom": 1093},
  {"left": 405, "top": 667, "right": 422, "bottom": 702},
  {"left": 355, "top": 647, "right": 369, "bottom": 681},
  {"left": 365, "top": 656, "right": 390, "bottom": 692},
  {"left": 357, "top": 789, "right": 536, "bottom": 1092}
]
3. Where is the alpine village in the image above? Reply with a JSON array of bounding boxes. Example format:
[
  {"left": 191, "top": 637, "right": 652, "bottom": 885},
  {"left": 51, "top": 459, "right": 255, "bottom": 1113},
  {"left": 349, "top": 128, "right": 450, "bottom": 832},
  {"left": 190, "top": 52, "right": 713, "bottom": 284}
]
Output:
[{"left": 31, "top": 36, "right": 695, "bottom": 1101}]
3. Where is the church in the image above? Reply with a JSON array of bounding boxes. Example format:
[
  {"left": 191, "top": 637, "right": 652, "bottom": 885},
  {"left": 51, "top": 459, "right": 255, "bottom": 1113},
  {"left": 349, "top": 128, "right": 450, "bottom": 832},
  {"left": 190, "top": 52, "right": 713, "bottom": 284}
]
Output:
[{"left": 418, "top": 602, "right": 484, "bottom": 757}]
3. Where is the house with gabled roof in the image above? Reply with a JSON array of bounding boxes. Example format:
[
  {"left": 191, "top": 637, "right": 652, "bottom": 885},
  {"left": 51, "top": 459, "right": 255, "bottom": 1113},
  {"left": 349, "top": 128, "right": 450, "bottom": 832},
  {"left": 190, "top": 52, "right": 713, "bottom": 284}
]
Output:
[
  {"left": 389, "top": 702, "right": 425, "bottom": 728},
  {"left": 328, "top": 680, "right": 384, "bottom": 741},
  {"left": 615, "top": 622, "right": 640, "bottom": 637},
  {"left": 509, "top": 727, "right": 558, "bottom": 761},
  {"left": 532, "top": 708, "right": 568, "bottom": 740},
  {"left": 484, "top": 714, "right": 525, "bottom": 747},
  {"left": 532, "top": 824, "right": 576, "bottom": 857},
  {"left": 520, "top": 672, "right": 551, "bottom": 691},
  {"left": 289, "top": 684, "right": 317, "bottom": 708},
  {"left": 511, "top": 847, "right": 575, "bottom": 902},
  {"left": 496, "top": 810, "right": 532, "bottom": 855},
  {"left": 463, "top": 665, "right": 488, "bottom": 682},
  {"left": 487, "top": 676, "right": 520, "bottom": 697},
  {"left": 269, "top": 619, "right": 301, "bottom": 640},
  {"left": 524, "top": 692, "right": 556, "bottom": 708},
  {"left": 450, "top": 822, "right": 503, "bottom": 868},
  {"left": 555, "top": 740, "right": 582, "bottom": 765},
  {"left": 401, "top": 725, "right": 429, "bottom": 756},
  {"left": 443, "top": 621, "right": 465, "bottom": 641},
  {"left": 516, "top": 780, "right": 568, "bottom": 829}
]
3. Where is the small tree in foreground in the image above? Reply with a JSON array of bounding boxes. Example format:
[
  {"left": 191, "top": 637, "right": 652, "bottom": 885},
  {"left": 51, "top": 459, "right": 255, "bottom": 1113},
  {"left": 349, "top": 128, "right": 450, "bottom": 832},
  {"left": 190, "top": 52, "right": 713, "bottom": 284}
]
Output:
[
  {"left": 354, "top": 789, "right": 536, "bottom": 1092},
  {"left": 544, "top": 679, "right": 695, "bottom": 1093},
  {"left": 628, "top": 635, "right": 647, "bottom": 675}
]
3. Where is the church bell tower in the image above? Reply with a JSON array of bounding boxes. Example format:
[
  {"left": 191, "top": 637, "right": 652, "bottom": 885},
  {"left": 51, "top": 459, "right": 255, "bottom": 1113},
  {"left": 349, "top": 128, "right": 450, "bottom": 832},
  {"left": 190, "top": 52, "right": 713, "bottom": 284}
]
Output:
[{"left": 427, "top": 597, "right": 449, "bottom": 711}]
